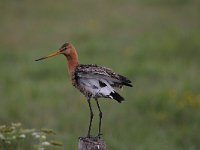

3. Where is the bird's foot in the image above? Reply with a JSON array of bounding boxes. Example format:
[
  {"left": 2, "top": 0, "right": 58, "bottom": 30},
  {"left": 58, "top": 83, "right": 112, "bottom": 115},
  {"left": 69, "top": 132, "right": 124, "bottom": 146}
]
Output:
[
  {"left": 96, "top": 133, "right": 103, "bottom": 139},
  {"left": 87, "top": 135, "right": 91, "bottom": 138},
  {"left": 79, "top": 132, "right": 91, "bottom": 139},
  {"left": 79, "top": 133, "right": 102, "bottom": 139},
  {"left": 79, "top": 135, "right": 92, "bottom": 140}
]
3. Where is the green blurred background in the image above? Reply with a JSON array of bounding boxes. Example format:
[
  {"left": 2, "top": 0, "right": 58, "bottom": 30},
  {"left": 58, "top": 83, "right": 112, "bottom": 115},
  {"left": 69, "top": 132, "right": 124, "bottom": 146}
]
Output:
[{"left": 0, "top": 0, "right": 200, "bottom": 149}]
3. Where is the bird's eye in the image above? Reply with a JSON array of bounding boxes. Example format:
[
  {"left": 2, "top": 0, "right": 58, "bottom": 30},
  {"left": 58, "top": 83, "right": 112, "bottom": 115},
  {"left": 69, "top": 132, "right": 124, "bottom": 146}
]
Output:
[
  {"left": 59, "top": 43, "right": 70, "bottom": 52},
  {"left": 60, "top": 47, "right": 66, "bottom": 52}
]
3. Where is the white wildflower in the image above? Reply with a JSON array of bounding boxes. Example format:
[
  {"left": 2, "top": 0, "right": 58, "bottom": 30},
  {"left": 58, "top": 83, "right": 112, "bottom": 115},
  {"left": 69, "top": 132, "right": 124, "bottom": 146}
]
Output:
[
  {"left": 12, "top": 122, "right": 21, "bottom": 127},
  {"left": 35, "top": 134, "right": 40, "bottom": 138},
  {"left": 32, "top": 132, "right": 37, "bottom": 136},
  {"left": 19, "top": 134, "right": 26, "bottom": 138},
  {"left": 42, "top": 141, "right": 50, "bottom": 146},
  {"left": 0, "top": 134, "right": 5, "bottom": 140},
  {"left": 41, "top": 135, "right": 46, "bottom": 140},
  {"left": 32, "top": 132, "right": 40, "bottom": 138}
]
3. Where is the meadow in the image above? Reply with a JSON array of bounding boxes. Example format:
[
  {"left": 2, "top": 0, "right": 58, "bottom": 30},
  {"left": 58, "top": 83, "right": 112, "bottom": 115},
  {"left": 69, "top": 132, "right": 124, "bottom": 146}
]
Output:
[{"left": 0, "top": 0, "right": 200, "bottom": 149}]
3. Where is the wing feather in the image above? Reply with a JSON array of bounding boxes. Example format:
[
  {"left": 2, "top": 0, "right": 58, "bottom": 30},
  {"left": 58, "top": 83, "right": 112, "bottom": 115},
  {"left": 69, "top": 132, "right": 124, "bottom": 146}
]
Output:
[{"left": 76, "top": 64, "right": 132, "bottom": 88}]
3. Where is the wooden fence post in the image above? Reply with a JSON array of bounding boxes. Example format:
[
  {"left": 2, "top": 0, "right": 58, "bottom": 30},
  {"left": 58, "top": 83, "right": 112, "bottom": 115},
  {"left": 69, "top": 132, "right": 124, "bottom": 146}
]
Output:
[{"left": 78, "top": 137, "right": 106, "bottom": 150}]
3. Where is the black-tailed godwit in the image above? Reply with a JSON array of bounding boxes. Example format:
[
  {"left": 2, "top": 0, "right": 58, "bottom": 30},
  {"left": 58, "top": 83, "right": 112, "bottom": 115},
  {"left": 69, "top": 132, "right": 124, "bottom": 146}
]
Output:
[{"left": 35, "top": 42, "right": 132, "bottom": 137}]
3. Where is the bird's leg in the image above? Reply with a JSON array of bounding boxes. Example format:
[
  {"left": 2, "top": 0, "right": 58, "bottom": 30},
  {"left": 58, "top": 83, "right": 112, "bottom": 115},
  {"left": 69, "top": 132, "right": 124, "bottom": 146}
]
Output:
[
  {"left": 95, "top": 99, "right": 103, "bottom": 138},
  {"left": 87, "top": 98, "right": 93, "bottom": 137}
]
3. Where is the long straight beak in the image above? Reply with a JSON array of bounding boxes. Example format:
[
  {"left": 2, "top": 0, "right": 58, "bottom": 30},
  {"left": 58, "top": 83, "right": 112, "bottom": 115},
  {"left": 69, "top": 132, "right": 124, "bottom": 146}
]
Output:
[{"left": 35, "top": 50, "right": 61, "bottom": 61}]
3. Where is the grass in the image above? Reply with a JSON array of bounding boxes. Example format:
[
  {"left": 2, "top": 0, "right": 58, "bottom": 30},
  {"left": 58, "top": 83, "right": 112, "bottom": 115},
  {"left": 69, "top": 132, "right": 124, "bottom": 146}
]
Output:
[
  {"left": 0, "top": 0, "right": 200, "bottom": 149},
  {"left": 0, "top": 123, "right": 62, "bottom": 150}
]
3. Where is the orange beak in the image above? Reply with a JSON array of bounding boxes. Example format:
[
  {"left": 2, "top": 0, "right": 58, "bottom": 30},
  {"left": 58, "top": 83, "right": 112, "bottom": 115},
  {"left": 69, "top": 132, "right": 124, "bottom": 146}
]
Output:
[{"left": 35, "top": 50, "right": 62, "bottom": 61}]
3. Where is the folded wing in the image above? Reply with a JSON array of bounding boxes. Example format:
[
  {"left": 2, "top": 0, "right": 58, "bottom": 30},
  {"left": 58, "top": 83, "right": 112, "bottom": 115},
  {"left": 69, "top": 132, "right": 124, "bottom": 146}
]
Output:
[
  {"left": 76, "top": 64, "right": 133, "bottom": 88},
  {"left": 75, "top": 64, "right": 132, "bottom": 103}
]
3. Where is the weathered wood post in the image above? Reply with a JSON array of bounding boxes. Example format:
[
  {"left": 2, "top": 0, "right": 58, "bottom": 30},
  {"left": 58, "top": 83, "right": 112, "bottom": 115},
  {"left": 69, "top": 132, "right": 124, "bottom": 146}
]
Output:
[{"left": 78, "top": 137, "right": 106, "bottom": 150}]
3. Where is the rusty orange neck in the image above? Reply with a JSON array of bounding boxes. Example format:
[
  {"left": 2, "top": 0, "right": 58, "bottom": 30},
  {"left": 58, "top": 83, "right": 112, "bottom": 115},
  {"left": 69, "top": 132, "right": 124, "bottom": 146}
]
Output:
[{"left": 64, "top": 47, "right": 79, "bottom": 77}]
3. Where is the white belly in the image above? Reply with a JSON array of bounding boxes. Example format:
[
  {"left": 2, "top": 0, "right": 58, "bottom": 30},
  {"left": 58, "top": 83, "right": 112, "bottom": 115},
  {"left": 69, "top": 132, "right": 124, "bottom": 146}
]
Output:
[{"left": 78, "top": 78, "right": 114, "bottom": 98}]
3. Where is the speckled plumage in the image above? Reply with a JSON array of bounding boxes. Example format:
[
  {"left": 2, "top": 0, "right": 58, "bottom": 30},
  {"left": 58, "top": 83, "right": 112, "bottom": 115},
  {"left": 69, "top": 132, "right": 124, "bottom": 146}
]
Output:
[
  {"left": 71, "top": 64, "right": 132, "bottom": 102},
  {"left": 35, "top": 42, "right": 133, "bottom": 137}
]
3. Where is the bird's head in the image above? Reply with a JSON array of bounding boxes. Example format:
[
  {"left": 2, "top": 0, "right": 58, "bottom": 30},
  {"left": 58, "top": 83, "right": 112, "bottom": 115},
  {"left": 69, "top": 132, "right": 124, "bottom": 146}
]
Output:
[{"left": 35, "top": 42, "right": 76, "bottom": 61}]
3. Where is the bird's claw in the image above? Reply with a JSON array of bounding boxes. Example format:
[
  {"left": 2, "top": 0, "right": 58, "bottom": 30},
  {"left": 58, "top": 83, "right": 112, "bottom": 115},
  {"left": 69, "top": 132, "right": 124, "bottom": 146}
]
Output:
[{"left": 96, "top": 133, "right": 103, "bottom": 138}]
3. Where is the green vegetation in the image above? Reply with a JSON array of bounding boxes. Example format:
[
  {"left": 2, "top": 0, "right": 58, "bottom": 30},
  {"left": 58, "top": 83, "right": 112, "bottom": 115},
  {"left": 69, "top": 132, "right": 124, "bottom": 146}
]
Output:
[
  {"left": 0, "top": 123, "right": 62, "bottom": 150},
  {"left": 0, "top": 0, "right": 200, "bottom": 149}
]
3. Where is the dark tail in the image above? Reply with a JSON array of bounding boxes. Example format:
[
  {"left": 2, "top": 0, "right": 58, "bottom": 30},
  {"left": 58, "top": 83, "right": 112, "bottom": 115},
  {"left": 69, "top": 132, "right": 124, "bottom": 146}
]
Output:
[
  {"left": 119, "top": 75, "right": 133, "bottom": 87},
  {"left": 110, "top": 91, "right": 125, "bottom": 103},
  {"left": 122, "top": 82, "right": 133, "bottom": 87}
]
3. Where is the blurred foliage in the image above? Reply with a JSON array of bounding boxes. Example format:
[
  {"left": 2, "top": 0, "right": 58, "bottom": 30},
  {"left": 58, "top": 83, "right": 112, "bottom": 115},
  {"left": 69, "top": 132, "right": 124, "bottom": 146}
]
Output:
[
  {"left": 0, "top": 0, "right": 200, "bottom": 149},
  {"left": 0, "top": 123, "right": 62, "bottom": 150}
]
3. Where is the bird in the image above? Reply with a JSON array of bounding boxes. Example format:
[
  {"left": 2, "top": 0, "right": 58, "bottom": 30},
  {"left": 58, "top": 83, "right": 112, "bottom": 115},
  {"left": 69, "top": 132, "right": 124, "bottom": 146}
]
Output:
[{"left": 35, "top": 42, "right": 132, "bottom": 138}]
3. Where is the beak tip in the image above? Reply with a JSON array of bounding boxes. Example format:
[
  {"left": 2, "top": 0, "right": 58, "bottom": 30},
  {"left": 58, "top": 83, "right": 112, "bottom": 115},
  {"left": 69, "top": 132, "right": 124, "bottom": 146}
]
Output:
[
  {"left": 35, "top": 57, "right": 46, "bottom": 61},
  {"left": 35, "top": 50, "right": 61, "bottom": 62}
]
